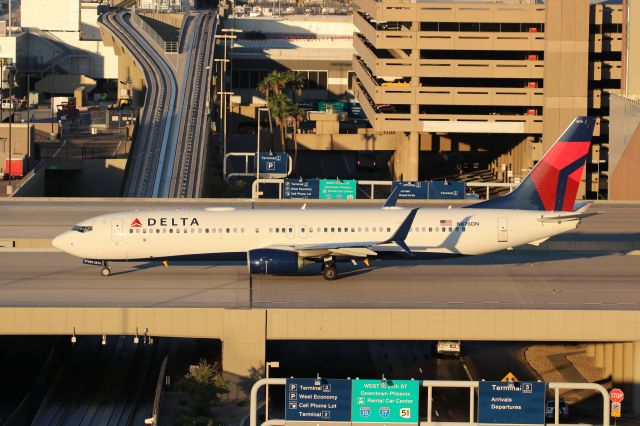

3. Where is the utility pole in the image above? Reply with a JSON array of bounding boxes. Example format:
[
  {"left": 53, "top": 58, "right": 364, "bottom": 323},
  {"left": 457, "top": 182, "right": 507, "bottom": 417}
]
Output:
[
  {"left": 51, "top": 50, "right": 56, "bottom": 134},
  {"left": 215, "top": 31, "right": 240, "bottom": 160},
  {"left": 7, "top": 66, "right": 12, "bottom": 195}
]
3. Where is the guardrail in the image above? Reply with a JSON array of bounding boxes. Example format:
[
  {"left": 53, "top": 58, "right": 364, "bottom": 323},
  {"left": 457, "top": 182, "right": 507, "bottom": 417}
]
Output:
[
  {"left": 130, "top": 10, "right": 178, "bottom": 53},
  {"left": 249, "top": 378, "right": 610, "bottom": 426},
  {"left": 145, "top": 355, "right": 168, "bottom": 425},
  {"left": 251, "top": 178, "right": 517, "bottom": 200},
  {"left": 467, "top": 181, "right": 518, "bottom": 199},
  {"left": 224, "top": 153, "right": 293, "bottom": 182},
  {"left": 223, "top": 153, "right": 256, "bottom": 181}
]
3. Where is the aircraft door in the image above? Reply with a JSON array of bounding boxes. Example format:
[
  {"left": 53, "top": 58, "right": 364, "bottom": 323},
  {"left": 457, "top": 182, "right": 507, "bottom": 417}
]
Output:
[
  {"left": 498, "top": 217, "right": 508, "bottom": 242},
  {"left": 111, "top": 218, "right": 123, "bottom": 242}
]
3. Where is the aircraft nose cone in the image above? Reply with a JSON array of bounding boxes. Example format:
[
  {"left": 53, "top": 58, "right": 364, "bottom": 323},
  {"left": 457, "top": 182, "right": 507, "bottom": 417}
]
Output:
[{"left": 52, "top": 232, "right": 72, "bottom": 251}]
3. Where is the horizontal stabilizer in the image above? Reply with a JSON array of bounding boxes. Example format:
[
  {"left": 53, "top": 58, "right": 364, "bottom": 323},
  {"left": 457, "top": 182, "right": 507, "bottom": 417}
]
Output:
[{"left": 537, "top": 211, "right": 602, "bottom": 223}]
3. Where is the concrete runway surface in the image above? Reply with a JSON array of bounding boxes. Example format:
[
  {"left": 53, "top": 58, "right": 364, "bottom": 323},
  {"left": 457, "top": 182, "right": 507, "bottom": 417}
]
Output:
[{"left": 0, "top": 251, "right": 638, "bottom": 309}]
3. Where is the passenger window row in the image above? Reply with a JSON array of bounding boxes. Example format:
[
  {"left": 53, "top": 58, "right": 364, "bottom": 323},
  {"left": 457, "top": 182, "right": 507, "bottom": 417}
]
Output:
[{"left": 127, "top": 225, "right": 468, "bottom": 235}]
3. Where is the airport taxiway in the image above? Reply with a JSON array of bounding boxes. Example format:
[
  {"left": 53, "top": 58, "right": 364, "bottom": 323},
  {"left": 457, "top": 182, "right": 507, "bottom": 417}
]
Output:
[
  {"left": 1, "top": 199, "right": 639, "bottom": 310},
  {"left": 0, "top": 251, "right": 638, "bottom": 309}
]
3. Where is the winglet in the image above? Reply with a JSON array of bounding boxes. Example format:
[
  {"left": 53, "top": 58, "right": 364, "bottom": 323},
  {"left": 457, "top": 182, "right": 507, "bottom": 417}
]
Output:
[
  {"left": 382, "top": 208, "right": 419, "bottom": 254},
  {"left": 573, "top": 201, "right": 592, "bottom": 213},
  {"left": 383, "top": 186, "right": 401, "bottom": 208}
]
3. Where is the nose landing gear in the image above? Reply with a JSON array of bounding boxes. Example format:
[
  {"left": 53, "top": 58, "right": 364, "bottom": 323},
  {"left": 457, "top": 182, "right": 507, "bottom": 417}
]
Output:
[{"left": 83, "top": 259, "right": 111, "bottom": 276}]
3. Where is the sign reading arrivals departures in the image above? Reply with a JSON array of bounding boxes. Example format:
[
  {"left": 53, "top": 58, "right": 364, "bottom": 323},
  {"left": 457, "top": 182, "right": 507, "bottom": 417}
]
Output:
[
  {"left": 477, "top": 381, "right": 547, "bottom": 425},
  {"left": 351, "top": 379, "right": 420, "bottom": 424}
]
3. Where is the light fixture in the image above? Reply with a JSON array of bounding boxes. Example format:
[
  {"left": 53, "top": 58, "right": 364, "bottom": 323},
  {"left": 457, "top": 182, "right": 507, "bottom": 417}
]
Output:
[
  {"left": 71, "top": 327, "right": 77, "bottom": 344},
  {"left": 101, "top": 334, "right": 107, "bottom": 346},
  {"left": 381, "top": 374, "right": 387, "bottom": 387},
  {"left": 314, "top": 373, "right": 321, "bottom": 386}
]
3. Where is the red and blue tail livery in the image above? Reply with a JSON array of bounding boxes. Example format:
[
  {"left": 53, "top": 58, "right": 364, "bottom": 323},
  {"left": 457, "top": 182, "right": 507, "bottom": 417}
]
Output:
[{"left": 471, "top": 116, "right": 596, "bottom": 212}]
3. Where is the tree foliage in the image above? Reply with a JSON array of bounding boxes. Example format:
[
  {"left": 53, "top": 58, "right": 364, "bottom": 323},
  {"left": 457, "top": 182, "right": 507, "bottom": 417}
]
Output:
[
  {"left": 257, "top": 71, "right": 307, "bottom": 157},
  {"left": 178, "top": 360, "right": 230, "bottom": 417}
]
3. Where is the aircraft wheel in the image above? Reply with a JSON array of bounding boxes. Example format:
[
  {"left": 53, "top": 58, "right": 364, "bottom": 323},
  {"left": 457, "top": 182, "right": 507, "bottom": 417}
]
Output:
[
  {"left": 101, "top": 267, "right": 111, "bottom": 277},
  {"left": 322, "top": 265, "right": 337, "bottom": 281}
]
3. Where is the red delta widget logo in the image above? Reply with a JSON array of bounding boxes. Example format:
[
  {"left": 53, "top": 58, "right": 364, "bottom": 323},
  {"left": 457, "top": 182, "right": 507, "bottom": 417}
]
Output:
[{"left": 130, "top": 218, "right": 142, "bottom": 228}]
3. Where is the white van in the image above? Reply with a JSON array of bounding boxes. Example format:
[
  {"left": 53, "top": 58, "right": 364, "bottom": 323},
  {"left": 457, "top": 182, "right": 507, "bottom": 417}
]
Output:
[
  {"left": 1, "top": 98, "right": 19, "bottom": 111},
  {"left": 436, "top": 340, "right": 461, "bottom": 356}
]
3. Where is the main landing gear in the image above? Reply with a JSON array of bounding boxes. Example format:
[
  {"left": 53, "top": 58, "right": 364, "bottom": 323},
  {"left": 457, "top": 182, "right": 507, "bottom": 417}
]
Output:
[{"left": 321, "top": 258, "right": 337, "bottom": 281}]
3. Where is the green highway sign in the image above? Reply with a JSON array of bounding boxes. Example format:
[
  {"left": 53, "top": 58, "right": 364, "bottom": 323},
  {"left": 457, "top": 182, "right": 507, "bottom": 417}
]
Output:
[
  {"left": 319, "top": 179, "right": 356, "bottom": 200},
  {"left": 351, "top": 379, "right": 419, "bottom": 424}
]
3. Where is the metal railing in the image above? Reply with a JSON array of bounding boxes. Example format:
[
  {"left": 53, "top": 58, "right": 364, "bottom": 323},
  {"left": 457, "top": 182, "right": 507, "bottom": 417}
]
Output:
[
  {"left": 145, "top": 355, "right": 168, "bottom": 426},
  {"left": 250, "top": 378, "right": 610, "bottom": 426},
  {"left": 131, "top": 11, "right": 179, "bottom": 53},
  {"left": 224, "top": 153, "right": 293, "bottom": 182}
]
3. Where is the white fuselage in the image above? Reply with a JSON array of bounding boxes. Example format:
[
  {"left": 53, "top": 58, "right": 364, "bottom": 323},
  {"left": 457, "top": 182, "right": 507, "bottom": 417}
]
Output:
[{"left": 52, "top": 207, "right": 580, "bottom": 261}]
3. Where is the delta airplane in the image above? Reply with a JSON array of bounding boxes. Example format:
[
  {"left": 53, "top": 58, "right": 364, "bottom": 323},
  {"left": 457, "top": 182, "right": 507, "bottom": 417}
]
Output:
[{"left": 53, "top": 116, "right": 599, "bottom": 280}]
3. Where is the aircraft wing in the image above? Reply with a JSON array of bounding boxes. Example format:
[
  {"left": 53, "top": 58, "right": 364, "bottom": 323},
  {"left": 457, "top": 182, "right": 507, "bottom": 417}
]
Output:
[{"left": 258, "top": 208, "right": 420, "bottom": 259}]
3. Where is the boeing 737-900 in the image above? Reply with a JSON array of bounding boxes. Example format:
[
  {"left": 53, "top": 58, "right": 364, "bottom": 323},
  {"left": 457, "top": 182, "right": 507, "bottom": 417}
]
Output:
[{"left": 52, "top": 116, "right": 599, "bottom": 280}]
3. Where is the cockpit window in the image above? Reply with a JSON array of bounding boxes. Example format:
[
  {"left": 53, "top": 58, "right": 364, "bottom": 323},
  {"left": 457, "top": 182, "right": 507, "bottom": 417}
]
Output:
[{"left": 72, "top": 225, "right": 93, "bottom": 233}]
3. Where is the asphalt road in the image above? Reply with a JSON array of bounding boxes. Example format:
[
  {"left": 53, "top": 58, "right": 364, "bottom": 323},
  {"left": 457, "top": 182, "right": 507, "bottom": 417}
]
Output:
[{"left": 0, "top": 250, "right": 638, "bottom": 309}]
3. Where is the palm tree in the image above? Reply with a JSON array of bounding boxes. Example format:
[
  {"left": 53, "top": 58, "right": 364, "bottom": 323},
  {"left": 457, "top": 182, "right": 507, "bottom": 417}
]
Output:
[
  {"left": 267, "top": 93, "right": 292, "bottom": 152},
  {"left": 284, "top": 71, "right": 306, "bottom": 102},
  {"left": 257, "top": 74, "right": 276, "bottom": 151},
  {"left": 258, "top": 71, "right": 289, "bottom": 150},
  {"left": 288, "top": 103, "right": 307, "bottom": 171},
  {"left": 267, "top": 70, "right": 287, "bottom": 95}
]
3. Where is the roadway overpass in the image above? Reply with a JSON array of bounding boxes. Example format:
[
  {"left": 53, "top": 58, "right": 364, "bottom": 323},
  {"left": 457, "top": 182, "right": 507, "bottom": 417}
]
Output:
[{"left": 1, "top": 198, "right": 639, "bottom": 411}]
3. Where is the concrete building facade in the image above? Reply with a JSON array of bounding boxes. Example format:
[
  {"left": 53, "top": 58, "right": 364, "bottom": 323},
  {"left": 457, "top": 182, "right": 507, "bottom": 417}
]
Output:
[
  {"left": 352, "top": 0, "right": 623, "bottom": 196},
  {"left": 19, "top": 0, "right": 119, "bottom": 80},
  {"left": 228, "top": 15, "right": 356, "bottom": 104}
]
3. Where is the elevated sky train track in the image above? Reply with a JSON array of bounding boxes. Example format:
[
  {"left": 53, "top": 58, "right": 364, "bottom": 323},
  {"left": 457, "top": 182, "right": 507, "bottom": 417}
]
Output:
[
  {"left": 101, "top": 11, "right": 179, "bottom": 198},
  {"left": 101, "top": 9, "right": 216, "bottom": 198},
  {"left": 166, "top": 12, "right": 217, "bottom": 198}
]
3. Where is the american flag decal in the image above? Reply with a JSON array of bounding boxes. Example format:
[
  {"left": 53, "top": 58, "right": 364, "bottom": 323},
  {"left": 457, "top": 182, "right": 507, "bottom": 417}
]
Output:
[{"left": 440, "top": 219, "right": 452, "bottom": 226}]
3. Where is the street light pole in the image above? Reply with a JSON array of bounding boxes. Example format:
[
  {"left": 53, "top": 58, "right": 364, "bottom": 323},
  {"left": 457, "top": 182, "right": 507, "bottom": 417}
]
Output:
[
  {"left": 265, "top": 361, "right": 280, "bottom": 421},
  {"left": 220, "top": 28, "right": 242, "bottom": 91},
  {"left": 256, "top": 107, "right": 268, "bottom": 181},
  {"left": 51, "top": 50, "right": 56, "bottom": 134}
]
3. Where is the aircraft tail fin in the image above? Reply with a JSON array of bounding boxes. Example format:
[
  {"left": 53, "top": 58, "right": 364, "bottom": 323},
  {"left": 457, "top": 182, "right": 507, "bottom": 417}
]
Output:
[{"left": 469, "top": 116, "right": 596, "bottom": 212}]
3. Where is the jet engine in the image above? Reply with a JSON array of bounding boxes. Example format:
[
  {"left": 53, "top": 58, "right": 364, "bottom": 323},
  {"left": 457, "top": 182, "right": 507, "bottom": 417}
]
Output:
[{"left": 247, "top": 249, "right": 304, "bottom": 274}]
